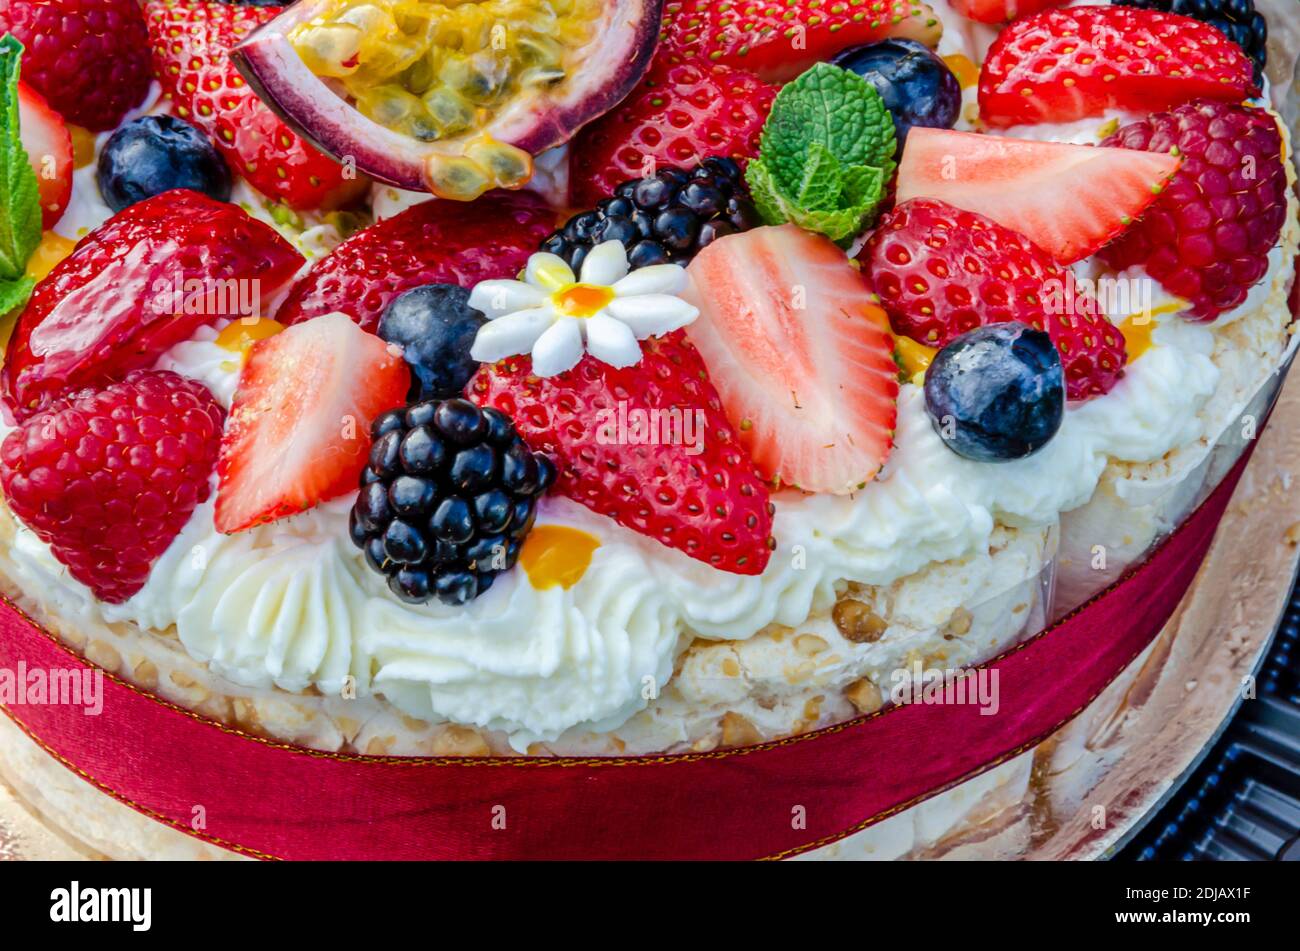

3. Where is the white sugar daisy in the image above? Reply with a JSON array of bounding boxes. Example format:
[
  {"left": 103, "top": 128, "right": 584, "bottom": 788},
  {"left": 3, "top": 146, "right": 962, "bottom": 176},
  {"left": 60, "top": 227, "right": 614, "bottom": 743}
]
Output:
[{"left": 468, "top": 241, "right": 699, "bottom": 377}]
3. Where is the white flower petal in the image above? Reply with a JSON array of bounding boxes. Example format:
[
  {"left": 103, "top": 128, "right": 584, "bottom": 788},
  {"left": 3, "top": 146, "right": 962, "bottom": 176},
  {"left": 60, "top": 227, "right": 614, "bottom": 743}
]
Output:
[
  {"left": 585, "top": 313, "right": 643, "bottom": 368},
  {"left": 580, "top": 240, "right": 630, "bottom": 286},
  {"left": 611, "top": 264, "right": 687, "bottom": 298},
  {"left": 530, "top": 316, "right": 585, "bottom": 377},
  {"left": 468, "top": 280, "right": 545, "bottom": 318},
  {"left": 525, "top": 253, "right": 575, "bottom": 291},
  {"left": 469, "top": 308, "right": 555, "bottom": 363},
  {"left": 605, "top": 294, "right": 700, "bottom": 339}
]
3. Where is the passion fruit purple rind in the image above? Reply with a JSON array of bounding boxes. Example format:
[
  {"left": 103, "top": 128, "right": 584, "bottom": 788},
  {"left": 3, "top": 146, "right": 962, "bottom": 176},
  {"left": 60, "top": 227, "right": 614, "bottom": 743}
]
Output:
[{"left": 231, "top": 0, "right": 665, "bottom": 200}]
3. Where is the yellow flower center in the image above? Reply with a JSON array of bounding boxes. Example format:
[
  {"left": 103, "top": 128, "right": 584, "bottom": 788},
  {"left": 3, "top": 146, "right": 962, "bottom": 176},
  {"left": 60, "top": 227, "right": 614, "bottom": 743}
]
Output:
[{"left": 553, "top": 282, "right": 613, "bottom": 318}]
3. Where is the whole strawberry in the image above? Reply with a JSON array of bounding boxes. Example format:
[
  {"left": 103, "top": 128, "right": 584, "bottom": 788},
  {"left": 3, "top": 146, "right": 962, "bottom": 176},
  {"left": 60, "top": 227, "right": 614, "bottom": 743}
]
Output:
[
  {"left": 0, "top": 0, "right": 151, "bottom": 130},
  {"left": 979, "top": 6, "right": 1257, "bottom": 127},
  {"left": 0, "top": 370, "right": 225, "bottom": 603},
  {"left": 1099, "top": 101, "right": 1289, "bottom": 322},
  {"left": 145, "top": 0, "right": 365, "bottom": 210},
  {"left": 468, "top": 331, "right": 775, "bottom": 576},
  {"left": 862, "top": 198, "right": 1127, "bottom": 400},
  {"left": 660, "top": 0, "right": 942, "bottom": 82},
  {"left": 277, "top": 191, "right": 557, "bottom": 333},
  {"left": 2, "top": 190, "right": 304, "bottom": 420},
  {"left": 568, "top": 57, "right": 776, "bottom": 210}
]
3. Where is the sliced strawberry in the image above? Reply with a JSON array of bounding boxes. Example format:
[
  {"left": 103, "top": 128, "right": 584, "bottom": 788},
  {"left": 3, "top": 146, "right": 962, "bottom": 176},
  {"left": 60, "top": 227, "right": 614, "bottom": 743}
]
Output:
[
  {"left": 895, "top": 127, "right": 1181, "bottom": 264},
  {"left": 949, "top": 0, "right": 1066, "bottom": 24},
  {"left": 979, "top": 7, "right": 1257, "bottom": 127},
  {"left": 145, "top": 1, "right": 366, "bottom": 210},
  {"left": 660, "top": 0, "right": 943, "bottom": 82},
  {"left": 17, "top": 82, "right": 72, "bottom": 230},
  {"left": 2, "top": 190, "right": 304, "bottom": 421},
  {"left": 468, "top": 331, "right": 775, "bottom": 576},
  {"left": 568, "top": 57, "right": 776, "bottom": 209},
  {"left": 277, "top": 190, "right": 557, "bottom": 333},
  {"left": 215, "top": 313, "right": 409, "bottom": 534},
  {"left": 681, "top": 225, "right": 899, "bottom": 494}
]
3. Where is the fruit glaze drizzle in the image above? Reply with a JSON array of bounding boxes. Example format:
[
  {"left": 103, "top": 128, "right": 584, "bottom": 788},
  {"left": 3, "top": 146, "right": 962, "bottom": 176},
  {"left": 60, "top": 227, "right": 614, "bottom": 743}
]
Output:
[{"left": 0, "top": 0, "right": 1293, "bottom": 750}]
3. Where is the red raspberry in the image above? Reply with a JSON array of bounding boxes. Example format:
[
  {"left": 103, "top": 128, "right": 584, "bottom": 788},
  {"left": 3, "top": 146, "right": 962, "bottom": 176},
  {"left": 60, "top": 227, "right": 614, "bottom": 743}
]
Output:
[
  {"left": 0, "top": 0, "right": 152, "bottom": 131},
  {"left": 1099, "top": 100, "right": 1289, "bottom": 322},
  {"left": 568, "top": 57, "right": 776, "bottom": 209},
  {"left": 861, "top": 198, "right": 1127, "bottom": 400},
  {"left": 0, "top": 370, "right": 225, "bottom": 604}
]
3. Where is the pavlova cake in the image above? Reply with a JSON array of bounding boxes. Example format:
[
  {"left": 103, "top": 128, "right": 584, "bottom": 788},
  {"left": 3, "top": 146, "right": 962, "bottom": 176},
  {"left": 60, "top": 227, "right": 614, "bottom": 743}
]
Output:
[{"left": 0, "top": 0, "right": 1294, "bottom": 796}]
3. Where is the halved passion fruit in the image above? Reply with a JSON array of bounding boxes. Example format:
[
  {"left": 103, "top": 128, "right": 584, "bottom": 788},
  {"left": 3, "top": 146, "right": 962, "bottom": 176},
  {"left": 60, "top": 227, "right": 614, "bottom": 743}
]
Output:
[{"left": 232, "top": 0, "right": 664, "bottom": 200}]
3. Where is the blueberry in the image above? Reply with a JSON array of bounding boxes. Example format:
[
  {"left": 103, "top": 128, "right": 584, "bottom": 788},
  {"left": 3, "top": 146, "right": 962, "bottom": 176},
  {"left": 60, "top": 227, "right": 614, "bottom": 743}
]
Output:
[
  {"left": 475, "top": 571, "right": 496, "bottom": 596},
  {"left": 434, "top": 569, "right": 478, "bottom": 606},
  {"left": 398, "top": 425, "right": 446, "bottom": 475},
  {"left": 383, "top": 519, "right": 428, "bottom": 564},
  {"left": 378, "top": 285, "right": 486, "bottom": 402},
  {"left": 923, "top": 323, "right": 1064, "bottom": 462},
  {"left": 96, "top": 115, "right": 231, "bottom": 213},
  {"left": 430, "top": 495, "right": 474, "bottom": 543},
  {"left": 449, "top": 443, "right": 497, "bottom": 493},
  {"left": 433, "top": 398, "right": 486, "bottom": 444},
  {"left": 831, "top": 39, "right": 961, "bottom": 150}
]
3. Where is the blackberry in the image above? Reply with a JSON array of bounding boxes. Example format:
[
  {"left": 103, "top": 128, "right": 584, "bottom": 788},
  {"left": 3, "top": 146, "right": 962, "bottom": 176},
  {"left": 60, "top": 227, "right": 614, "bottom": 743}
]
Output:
[
  {"left": 542, "top": 157, "right": 761, "bottom": 272},
  {"left": 349, "top": 398, "right": 556, "bottom": 606},
  {"left": 1114, "top": 0, "right": 1267, "bottom": 81}
]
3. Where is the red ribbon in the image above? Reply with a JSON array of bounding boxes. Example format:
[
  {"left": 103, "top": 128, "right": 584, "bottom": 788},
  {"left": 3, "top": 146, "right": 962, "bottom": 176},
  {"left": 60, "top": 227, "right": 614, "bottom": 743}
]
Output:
[{"left": 0, "top": 437, "right": 1261, "bottom": 859}]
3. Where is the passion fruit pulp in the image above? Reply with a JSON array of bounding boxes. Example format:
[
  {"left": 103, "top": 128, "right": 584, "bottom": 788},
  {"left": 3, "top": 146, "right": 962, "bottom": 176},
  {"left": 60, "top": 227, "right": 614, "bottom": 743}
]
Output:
[{"left": 233, "top": 0, "right": 664, "bottom": 200}]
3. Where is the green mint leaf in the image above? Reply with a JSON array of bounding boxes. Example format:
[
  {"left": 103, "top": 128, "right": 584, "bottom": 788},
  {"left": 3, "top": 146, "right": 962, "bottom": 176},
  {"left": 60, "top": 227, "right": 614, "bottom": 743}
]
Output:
[
  {"left": 745, "top": 158, "right": 791, "bottom": 229},
  {"left": 745, "top": 157, "right": 878, "bottom": 246},
  {"left": 841, "top": 163, "right": 885, "bottom": 210},
  {"left": 759, "top": 63, "right": 896, "bottom": 189},
  {"left": 0, "top": 35, "right": 41, "bottom": 285},
  {"left": 794, "top": 142, "right": 843, "bottom": 212},
  {"left": 0, "top": 273, "right": 32, "bottom": 317}
]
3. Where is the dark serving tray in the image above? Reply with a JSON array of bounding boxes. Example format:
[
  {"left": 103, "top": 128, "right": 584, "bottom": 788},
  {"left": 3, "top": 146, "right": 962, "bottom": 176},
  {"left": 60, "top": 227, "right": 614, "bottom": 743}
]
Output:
[{"left": 1116, "top": 562, "right": 1300, "bottom": 860}]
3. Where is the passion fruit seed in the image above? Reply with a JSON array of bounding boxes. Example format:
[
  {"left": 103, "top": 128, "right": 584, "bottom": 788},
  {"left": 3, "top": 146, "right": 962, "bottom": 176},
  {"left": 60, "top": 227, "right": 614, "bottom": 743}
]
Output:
[
  {"left": 290, "top": 0, "right": 599, "bottom": 145},
  {"left": 423, "top": 134, "right": 532, "bottom": 200}
]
